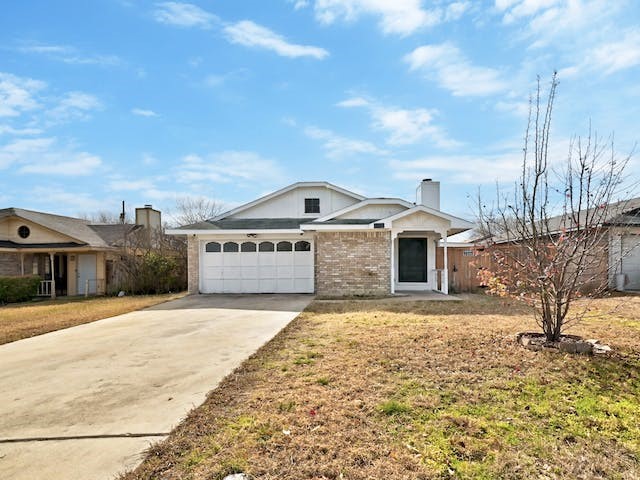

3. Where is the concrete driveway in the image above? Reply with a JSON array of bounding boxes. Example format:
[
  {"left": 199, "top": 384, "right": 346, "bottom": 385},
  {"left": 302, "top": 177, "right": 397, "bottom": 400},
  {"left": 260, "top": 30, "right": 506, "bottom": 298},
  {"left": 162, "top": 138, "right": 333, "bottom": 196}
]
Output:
[{"left": 0, "top": 294, "right": 312, "bottom": 480}]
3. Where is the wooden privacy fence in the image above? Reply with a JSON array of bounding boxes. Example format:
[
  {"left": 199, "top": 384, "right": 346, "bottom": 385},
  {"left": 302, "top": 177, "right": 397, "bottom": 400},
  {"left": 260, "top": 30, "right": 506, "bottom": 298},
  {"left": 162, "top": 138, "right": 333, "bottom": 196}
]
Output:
[{"left": 436, "top": 246, "right": 491, "bottom": 293}]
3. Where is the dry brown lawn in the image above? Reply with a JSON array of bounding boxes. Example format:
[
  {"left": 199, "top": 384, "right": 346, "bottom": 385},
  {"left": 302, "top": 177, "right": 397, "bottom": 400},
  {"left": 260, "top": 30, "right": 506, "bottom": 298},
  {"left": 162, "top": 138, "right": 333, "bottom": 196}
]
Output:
[
  {"left": 0, "top": 293, "right": 184, "bottom": 345},
  {"left": 122, "top": 294, "right": 640, "bottom": 480}
]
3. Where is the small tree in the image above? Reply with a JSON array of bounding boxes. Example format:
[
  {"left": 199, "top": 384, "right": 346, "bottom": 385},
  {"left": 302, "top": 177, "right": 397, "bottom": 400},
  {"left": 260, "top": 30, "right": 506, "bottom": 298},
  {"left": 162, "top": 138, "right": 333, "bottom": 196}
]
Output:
[
  {"left": 477, "top": 73, "right": 634, "bottom": 342},
  {"left": 173, "top": 196, "right": 224, "bottom": 226}
]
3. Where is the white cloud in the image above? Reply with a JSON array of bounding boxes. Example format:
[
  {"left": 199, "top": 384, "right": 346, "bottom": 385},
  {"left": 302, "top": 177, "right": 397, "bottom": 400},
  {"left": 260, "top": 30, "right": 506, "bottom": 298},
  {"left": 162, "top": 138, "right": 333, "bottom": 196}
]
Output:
[
  {"left": 561, "top": 29, "right": 640, "bottom": 77},
  {"left": 390, "top": 153, "right": 524, "bottom": 184},
  {"left": 153, "top": 2, "right": 219, "bottom": 28},
  {"left": 311, "top": 0, "right": 469, "bottom": 36},
  {"left": 0, "top": 125, "right": 43, "bottom": 136},
  {"left": 0, "top": 136, "right": 103, "bottom": 175},
  {"left": 404, "top": 43, "right": 508, "bottom": 96},
  {"left": 0, "top": 72, "right": 45, "bottom": 117},
  {"left": 176, "top": 151, "right": 286, "bottom": 184},
  {"left": 338, "top": 96, "right": 460, "bottom": 148},
  {"left": 19, "top": 152, "right": 102, "bottom": 175},
  {"left": 131, "top": 108, "right": 158, "bottom": 117},
  {"left": 304, "top": 125, "right": 389, "bottom": 159},
  {"left": 16, "top": 43, "right": 121, "bottom": 66},
  {"left": 313, "top": 0, "right": 438, "bottom": 35},
  {"left": 46, "top": 92, "right": 102, "bottom": 124},
  {"left": 108, "top": 178, "right": 156, "bottom": 191},
  {"left": 223, "top": 20, "right": 329, "bottom": 59}
]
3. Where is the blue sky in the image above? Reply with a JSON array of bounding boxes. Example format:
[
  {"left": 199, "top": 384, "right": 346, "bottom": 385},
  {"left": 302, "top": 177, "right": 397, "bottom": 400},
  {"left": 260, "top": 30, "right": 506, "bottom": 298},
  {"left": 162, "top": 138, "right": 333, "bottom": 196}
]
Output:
[{"left": 1, "top": 0, "right": 639, "bottom": 221}]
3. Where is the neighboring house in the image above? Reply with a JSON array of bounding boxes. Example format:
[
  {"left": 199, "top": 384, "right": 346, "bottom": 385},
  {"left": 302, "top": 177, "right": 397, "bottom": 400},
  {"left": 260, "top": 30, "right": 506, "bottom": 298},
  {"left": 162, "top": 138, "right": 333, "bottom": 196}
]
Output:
[
  {"left": 167, "top": 180, "right": 473, "bottom": 296},
  {"left": 0, "top": 205, "right": 161, "bottom": 298},
  {"left": 467, "top": 200, "right": 640, "bottom": 292}
]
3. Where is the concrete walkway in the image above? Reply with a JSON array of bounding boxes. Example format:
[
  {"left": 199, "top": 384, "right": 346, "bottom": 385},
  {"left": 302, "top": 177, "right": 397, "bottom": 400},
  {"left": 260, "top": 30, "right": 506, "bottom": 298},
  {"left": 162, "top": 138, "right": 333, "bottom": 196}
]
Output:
[{"left": 0, "top": 294, "right": 312, "bottom": 480}]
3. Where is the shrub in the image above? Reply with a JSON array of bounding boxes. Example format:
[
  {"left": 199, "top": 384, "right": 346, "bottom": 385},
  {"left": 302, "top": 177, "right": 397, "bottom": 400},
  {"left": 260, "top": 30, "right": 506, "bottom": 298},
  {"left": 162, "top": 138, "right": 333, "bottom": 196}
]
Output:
[{"left": 0, "top": 275, "right": 41, "bottom": 304}]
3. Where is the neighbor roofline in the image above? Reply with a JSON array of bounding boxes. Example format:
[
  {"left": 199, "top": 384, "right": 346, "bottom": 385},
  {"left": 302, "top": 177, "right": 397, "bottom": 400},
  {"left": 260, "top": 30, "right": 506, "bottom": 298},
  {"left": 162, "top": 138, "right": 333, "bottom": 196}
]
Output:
[{"left": 208, "top": 181, "right": 366, "bottom": 222}]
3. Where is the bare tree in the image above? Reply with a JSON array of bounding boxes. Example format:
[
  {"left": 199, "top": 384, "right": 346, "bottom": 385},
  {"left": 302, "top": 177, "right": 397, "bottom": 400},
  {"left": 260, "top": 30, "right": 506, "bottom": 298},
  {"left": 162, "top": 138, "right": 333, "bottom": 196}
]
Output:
[
  {"left": 477, "top": 73, "right": 635, "bottom": 342},
  {"left": 172, "top": 196, "right": 225, "bottom": 227}
]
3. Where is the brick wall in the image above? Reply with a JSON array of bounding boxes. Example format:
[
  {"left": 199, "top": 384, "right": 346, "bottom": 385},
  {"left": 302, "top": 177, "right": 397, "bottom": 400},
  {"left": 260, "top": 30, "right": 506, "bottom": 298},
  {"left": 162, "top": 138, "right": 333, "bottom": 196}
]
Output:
[
  {"left": 0, "top": 253, "right": 21, "bottom": 276},
  {"left": 187, "top": 236, "right": 199, "bottom": 294},
  {"left": 315, "top": 231, "right": 390, "bottom": 296}
]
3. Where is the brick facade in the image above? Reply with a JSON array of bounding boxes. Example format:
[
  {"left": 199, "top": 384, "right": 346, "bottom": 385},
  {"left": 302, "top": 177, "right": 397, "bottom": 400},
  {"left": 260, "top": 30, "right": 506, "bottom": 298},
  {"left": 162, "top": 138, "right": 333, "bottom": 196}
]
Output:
[
  {"left": 315, "top": 231, "right": 391, "bottom": 296},
  {"left": 187, "top": 236, "right": 199, "bottom": 294}
]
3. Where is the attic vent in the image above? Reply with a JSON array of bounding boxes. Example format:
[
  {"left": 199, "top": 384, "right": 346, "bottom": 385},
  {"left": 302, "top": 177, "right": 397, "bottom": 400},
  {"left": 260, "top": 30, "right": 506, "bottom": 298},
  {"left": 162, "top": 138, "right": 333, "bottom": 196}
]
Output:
[
  {"left": 373, "top": 223, "right": 385, "bottom": 229},
  {"left": 18, "top": 225, "right": 30, "bottom": 239}
]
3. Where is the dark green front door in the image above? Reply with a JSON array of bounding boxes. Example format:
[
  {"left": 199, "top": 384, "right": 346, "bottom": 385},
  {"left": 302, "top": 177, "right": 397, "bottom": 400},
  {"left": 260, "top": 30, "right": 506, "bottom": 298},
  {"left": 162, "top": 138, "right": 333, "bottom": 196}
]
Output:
[{"left": 398, "top": 238, "right": 427, "bottom": 282}]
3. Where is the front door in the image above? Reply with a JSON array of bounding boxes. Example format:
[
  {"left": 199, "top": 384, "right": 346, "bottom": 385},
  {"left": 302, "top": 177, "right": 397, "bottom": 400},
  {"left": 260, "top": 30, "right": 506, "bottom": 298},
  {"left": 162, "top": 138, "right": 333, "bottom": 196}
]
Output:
[
  {"left": 77, "top": 254, "right": 97, "bottom": 295},
  {"left": 399, "top": 238, "right": 427, "bottom": 282}
]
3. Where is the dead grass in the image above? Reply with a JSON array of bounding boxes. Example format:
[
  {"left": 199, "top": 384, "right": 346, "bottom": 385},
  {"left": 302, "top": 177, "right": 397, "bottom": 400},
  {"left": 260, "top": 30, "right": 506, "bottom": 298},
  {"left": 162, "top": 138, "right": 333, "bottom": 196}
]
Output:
[
  {"left": 0, "top": 293, "right": 184, "bottom": 345},
  {"left": 122, "top": 293, "right": 640, "bottom": 480}
]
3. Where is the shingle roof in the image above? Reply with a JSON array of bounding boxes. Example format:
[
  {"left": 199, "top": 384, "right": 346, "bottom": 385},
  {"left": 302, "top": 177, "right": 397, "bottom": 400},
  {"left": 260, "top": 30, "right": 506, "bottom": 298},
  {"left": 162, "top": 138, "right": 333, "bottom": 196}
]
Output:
[
  {"left": 176, "top": 218, "right": 317, "bottom": 230},
  {"left": 0, "top": 240, "right": 86, "bottom": 249},
  {"left": 0, "top": 208, "right": 141, "bottom": 248}
]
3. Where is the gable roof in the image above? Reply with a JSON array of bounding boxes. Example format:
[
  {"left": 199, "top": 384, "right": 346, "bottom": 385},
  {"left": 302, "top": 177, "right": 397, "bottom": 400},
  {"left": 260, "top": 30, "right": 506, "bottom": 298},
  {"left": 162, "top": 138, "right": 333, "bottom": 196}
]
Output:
[
  {"left": 209, "top": 182, "right": 365, "bottom": 222},
  {"left": 374, "top": 205, "right": 475, "bottom": 234},
  {"left": 0, "top": 208, "right": 139, "bottom": 248},
  {"left": 313, "top": 198, "right": 413, "bottom": 222}
]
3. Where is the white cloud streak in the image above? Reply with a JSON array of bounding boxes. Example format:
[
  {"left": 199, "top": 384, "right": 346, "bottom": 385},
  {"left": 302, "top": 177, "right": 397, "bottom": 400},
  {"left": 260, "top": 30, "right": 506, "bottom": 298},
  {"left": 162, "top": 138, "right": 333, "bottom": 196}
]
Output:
[
  {"left": 224, "top": 21, "right": 329, "bottom": 59},
  {"left": 131, "top": 108, "right": 158, "bottom": 117},
  {"left": 153, "top": 2, "right": 219, "bottom": 28},
  {"left": 312, "top": 0, "right": 468, "bottom": 36},
  {"left": 304, "top": 125, "right": 389, "bottom": 159},
  {"left": 404, "top": 43, "right": 508, "bottom": 96},
  {"left": 338, "top": 96, "right": 460, "bottom": 148}
]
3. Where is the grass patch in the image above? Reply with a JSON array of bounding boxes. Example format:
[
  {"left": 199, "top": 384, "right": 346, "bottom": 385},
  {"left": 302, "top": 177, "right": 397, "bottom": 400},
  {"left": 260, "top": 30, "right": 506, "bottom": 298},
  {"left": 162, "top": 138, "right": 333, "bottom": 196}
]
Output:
[
  {"left": 0, "top": 293, "right": 183, "bottom": 344},
  {"left": 122, "top": 294, "right": 640, "bottom": 480}
]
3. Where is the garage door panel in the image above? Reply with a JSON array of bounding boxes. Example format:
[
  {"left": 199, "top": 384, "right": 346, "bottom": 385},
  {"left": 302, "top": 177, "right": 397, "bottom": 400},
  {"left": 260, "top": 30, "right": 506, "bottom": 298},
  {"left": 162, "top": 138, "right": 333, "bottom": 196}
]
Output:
[
  {"left": 294, "top": 265, "right": 313, "bottom": 278},
  {"left": 259, "top": 278, "right": 277, "bottom": 293},
  {"left": 277, "top": 265, "right": 294, "bottom": 278},
  {"left": 241, "top": 266, "right": 258, "bottom": 278},
  {"left": 241, "top": 279, "right": 259, "bottom": 292},
  {"left": 201, "top": 239, "right": 314, "bottom": 293},
  {"left": 277, "top": 278, "right": 294, "bottom": 292},
  {"left": 203, "top": 266, "right": 223, "bottom": 279}
]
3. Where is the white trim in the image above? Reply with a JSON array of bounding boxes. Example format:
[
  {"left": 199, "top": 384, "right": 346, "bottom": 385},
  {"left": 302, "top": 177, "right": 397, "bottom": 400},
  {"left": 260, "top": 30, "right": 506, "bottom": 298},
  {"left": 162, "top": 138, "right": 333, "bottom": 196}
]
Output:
[
  {"left": 313, "top": 198, "right": 413, "bottom": 222},
  {"left": 209, "top": 182, "right": 365, "bottom": 221},
  {"left": 374, "top": 205, "right": 474, "bottom": 231}
]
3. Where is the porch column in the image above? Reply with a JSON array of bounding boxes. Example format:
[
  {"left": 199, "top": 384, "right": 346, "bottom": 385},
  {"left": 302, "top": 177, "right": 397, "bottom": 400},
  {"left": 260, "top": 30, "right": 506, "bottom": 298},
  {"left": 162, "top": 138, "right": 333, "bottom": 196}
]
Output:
[
  {"left": 442, "top": 232, "right": 449, "bottom": 295},
  {"left": 390, "top": 231, "right": 397, "bottom": 294},
  {"left": 49, "top": 252, "right": 56, "bottom": 299},
  {"left": 20, "top": 252, "right": 25, "bottom": 275}
]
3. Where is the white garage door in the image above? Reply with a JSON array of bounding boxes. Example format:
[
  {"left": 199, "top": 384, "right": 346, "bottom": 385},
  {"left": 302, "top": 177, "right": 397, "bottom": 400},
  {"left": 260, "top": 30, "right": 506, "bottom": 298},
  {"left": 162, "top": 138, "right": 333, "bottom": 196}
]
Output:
[
  {"left": 622, "top": 234, "right": 640, "bottom": 290},
  {"left": 201, "top": 239, "right": 314, "bottom": 293}
]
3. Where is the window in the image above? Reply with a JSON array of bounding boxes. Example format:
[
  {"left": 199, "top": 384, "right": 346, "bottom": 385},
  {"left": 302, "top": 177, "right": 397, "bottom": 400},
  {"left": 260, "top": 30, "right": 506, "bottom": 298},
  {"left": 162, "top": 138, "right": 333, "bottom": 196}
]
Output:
[
  {"left": 205, "top": 242, "right": 221, "bottom": 252},
  {"left": 277, "top": 241, "right": 292, "bottom": 252},
  {"left": 295, "top": 241, "right": 311, "bottom": 251},
  {"left": 241, "top": 242, "right": 257, "bottom": 252},
  {"left": 259, "top": 241, "right": 274, "bottom": 252},
  {"left": 223, "top": 242, "right": 239, "bottom": 252},
  {"left": 463, "top": 250, "right": 474, "bottom": 257},
  {"left": 304, "top": 198, "right": 320, "bottom": 214},
  {"left": 18, "top": 225, "right": 30, "bottom": 239}
]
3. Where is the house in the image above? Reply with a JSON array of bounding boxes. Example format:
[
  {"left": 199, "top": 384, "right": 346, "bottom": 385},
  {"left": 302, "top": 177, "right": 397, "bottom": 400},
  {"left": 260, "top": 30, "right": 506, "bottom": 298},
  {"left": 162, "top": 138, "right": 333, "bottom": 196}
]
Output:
[
  {"left": 466, "top": 200, "right": 640, "bottom": 292},
  {"left": 0, "top": 205, "right": 162, "bottom": 298},
  {"left": 167, "top": 180, "right": 474, "bottom": 296}
]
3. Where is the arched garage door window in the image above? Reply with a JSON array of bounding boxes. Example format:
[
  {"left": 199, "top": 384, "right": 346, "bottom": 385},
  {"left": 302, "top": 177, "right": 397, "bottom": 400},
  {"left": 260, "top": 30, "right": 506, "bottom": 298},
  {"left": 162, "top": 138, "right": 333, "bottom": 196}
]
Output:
[
  {"left": 205, "top": 242, "right": 221, "bottom": 252},
  {"left": 277, "top": 241, "right": 292, "bottom": 252},
  {"left": 223, "top": 242, "right": 239, "bottom": 252},
  {"left": 241, "top": 242, "right": 257, "bottom": 252},
  {"left": 295, "top": 241, "right": 311, "bottom": 251},
  {"left": 259, "top": 241, "right": 274, "bottom": 252}
]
